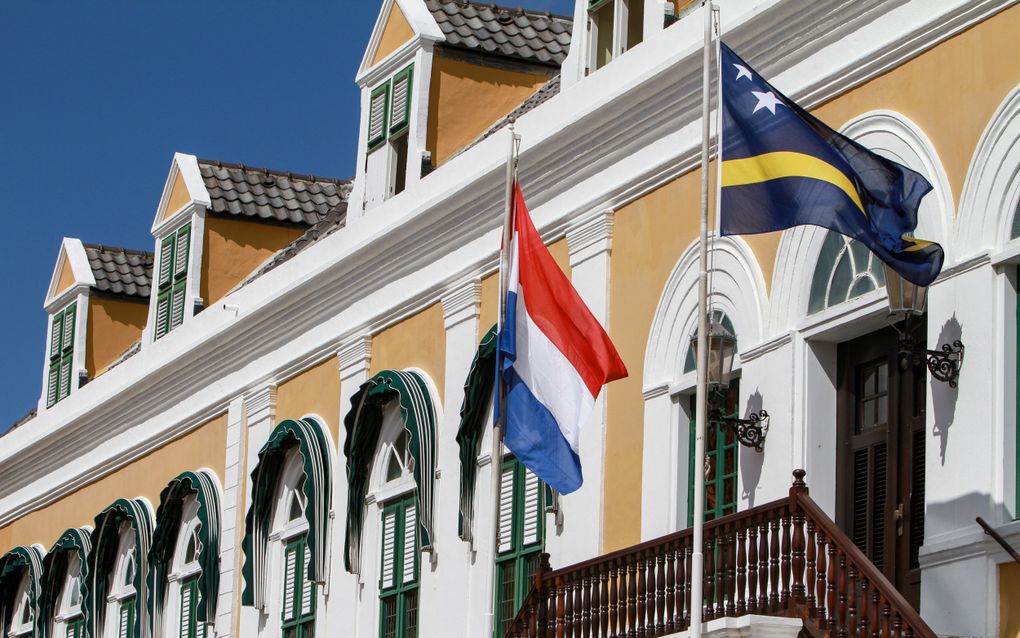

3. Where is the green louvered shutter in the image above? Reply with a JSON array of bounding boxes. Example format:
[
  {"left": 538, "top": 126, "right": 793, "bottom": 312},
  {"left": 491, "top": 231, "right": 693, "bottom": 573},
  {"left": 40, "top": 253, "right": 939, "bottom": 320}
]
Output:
[
  {"left": 48, "top": 302, "right": 77, "bottom": 405},
  {"left": 180, "top": 577, "right": 198, "bottom": 638},
  {"left": 493, "top": 458, "right": 546, "bottom": 638},
  {"left": 368, "top": 83, "right": 390, "bottom": 151},
  {"left": 46, "top": 310, "right": 63, "bottom": 407},
  {"left": 155, "top": 224, "right": 191, "bottom": 340},
  {"left": 283, "top": 542, "right": 297, "bottom": 622},
  {"left": 389, "top": 66, "right": 413, "bottom": 136}
]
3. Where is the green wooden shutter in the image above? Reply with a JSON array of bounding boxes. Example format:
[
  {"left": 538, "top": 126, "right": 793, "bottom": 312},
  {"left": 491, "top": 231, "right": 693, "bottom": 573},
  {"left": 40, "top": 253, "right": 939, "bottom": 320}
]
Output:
[
  {"left": 401, "top": 502, "right": 416, "bottom": 585},
  {"left": 300, "top": 543, "right": 314, "bottom": 618},
  {"left": 283, "top": 542, "right": 298, "bottom": 622},
  {"left": 174, "top": 225, "right": 191, "bottom": 278},
  {"left": 49, "top": 312, "right": 63, "bottom": 362},
  {"left": 497, "top": 466, "right": 515, "bottom": 554},
  {"left": 180, "top": 577, "right": 198, "bottom": 638},
  {"left": 368, "top": 83, "right": 390, "bottom": 151},
  {"left": 158, "top": 236, "right": 175, "bottom": 289},
  {"left": 47, "top": 358, "right": 61, "bottom": 407},
  {"left": 62, "top": 303, "right": 76, "bottom": 354},
  {"left": 389, "top": 66, "right": 413, "bottom": 136},
  {"left": 119, "top": 598, "right": 134, "bottom": 638},
  {"left": 521, "top": 468, "right": 541, "bottom": 547},
  {"left": 380, "top": 508, "right": 397, "bottom": 590}
]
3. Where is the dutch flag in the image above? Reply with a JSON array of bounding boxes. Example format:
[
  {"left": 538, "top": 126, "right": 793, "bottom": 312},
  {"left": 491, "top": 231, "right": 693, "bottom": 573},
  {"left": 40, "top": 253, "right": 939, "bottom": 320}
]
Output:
[{"left": 498, "top": 183, "right": 628, "bottom": 495}]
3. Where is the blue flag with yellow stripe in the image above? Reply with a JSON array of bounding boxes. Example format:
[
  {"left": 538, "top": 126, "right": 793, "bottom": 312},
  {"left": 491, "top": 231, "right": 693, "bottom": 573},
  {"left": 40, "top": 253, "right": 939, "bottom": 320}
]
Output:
[{"left": 719, "top": 43, "right": 944, "bottom": 287}]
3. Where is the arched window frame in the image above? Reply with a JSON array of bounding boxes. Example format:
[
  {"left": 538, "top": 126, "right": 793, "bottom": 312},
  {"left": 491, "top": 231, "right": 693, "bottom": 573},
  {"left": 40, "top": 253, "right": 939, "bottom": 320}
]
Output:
[
  {"left": 87, "top": 498, "right": 153, "bottom": 638},
  {"left": 7, "top": 571, "right": 33, "bottom": 637},
  {"left": 0, "top": 546, "right": 46, "bottom": 638},
  {"left": 42, "top": 528, "right": 91, "bottom": 638},
  {"left": 103, "top": 523, "right": 138, "bottom": 638},
  {"left": 54, "top": 552, "right": 85, "bottom": 627}
]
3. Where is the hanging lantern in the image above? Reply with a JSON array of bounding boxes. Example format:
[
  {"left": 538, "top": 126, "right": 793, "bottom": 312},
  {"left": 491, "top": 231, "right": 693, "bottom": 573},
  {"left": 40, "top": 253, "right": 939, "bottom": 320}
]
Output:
[{"left": 689, "top": 315, "right": 737, "bottom": 392}]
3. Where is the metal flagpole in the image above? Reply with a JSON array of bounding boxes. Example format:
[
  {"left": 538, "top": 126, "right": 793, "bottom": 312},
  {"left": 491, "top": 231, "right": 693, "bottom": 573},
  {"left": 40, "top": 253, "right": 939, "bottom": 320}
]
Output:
[
  {"left": 485, "top": 121, "right": 519, "bottom": 638},
  {"left": 691, "top": 3, "right": 715, "bottom": 637}
]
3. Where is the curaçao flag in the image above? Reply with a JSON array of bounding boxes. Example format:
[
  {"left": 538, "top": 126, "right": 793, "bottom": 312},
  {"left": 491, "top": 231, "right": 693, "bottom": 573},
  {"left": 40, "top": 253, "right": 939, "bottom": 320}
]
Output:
[
  {"left": 498, "top": 183, "right": 628, "bottom": 495},
  {"left": 719, "top": 42, "right": 944, "bottom": 286}
]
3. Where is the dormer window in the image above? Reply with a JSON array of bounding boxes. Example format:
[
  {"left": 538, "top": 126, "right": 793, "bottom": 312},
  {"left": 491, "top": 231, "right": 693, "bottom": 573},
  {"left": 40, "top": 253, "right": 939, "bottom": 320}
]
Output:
[
  {"left": 365, "top": 65, "right": 414, "bottom": 207},
  {"left": 588, "top": 0, "right": 643, "bottom": 72},
  {"left": 46, "top": 301, "right": 77, "bottom": 407},
  {"left": 154, "top": 223, "right": 192, "bottom": 340}
]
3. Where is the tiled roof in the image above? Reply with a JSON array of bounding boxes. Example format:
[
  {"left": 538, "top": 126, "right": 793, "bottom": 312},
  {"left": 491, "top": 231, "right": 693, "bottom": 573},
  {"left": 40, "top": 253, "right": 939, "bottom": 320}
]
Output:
[
  {"left": 83, "top": 244, "right": 155, "bottom": 298},
  {"left": 426, "top": 0, "right": 572, "bottom": 66},
  {"left": 197, "top": 159, "right": 352, "bottom": 226}
]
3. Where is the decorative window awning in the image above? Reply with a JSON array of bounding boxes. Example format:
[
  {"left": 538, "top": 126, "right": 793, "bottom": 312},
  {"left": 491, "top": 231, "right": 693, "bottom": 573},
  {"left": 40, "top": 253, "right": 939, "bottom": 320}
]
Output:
[
  {"left": 148, "top": 470, "right": 221, "bottom": 634},
  {"left": 242, "top": 418, "right": 333, "bottom": 610},
  {"left": 40, "top": 527, "right": 91, "bottom": 638},
  {"left": 87, "top": 498, "right": 154, "bottom": 638},
  {"left": 0, "top": 545, "right": 45, "bottom": 637},
  {"left": 456, "top": 325, "right": 497, "bottom": 542},
  {"left": 344, "top": 369, "right": 438, "bottom": 574}
]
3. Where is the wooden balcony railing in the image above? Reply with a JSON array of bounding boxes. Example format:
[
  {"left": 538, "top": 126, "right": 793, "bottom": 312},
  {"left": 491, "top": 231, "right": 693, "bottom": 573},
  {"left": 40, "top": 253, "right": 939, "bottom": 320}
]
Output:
[{"left": 507, "top": 470, "right": 936, "bottom": 638}]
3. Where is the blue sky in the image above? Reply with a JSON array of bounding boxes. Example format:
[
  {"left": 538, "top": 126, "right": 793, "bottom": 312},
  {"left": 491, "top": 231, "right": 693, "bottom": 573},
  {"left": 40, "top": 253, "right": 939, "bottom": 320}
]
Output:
[{"left": 0, "top": 0, "right": 575, "bottom": 433}]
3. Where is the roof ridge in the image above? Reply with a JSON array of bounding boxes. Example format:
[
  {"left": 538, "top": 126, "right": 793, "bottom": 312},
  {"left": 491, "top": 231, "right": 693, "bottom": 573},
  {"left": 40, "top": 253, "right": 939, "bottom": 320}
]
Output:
[
  {"left": 83, "top": 243, "right": 155, "bottom": 258},
  {"left": 435, "top": 0, "right": 573, "bottom": 22},
  {"left": 196, "top": 158, "right": 352, "bottom": 187}
]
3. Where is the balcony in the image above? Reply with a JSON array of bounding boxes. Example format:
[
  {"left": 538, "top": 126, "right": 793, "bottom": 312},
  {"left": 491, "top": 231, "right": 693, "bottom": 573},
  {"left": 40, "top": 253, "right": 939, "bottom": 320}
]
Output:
[{"left": 507, "top": 471, "right": 936, "bottom": 638}]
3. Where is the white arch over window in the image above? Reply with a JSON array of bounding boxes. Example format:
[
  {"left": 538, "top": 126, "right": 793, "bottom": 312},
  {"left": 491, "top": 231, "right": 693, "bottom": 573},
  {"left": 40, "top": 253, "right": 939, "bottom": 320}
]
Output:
[
  {"left": 769, "top": 110, "right": 954, "bottom": 332},
  {"left": 641, "top": 236, "right": 767, "bottom": 540},
  {"left": 54, "top": 552, "right": 84, "bottom": 628},
  {"left": 958, "top": 84, "right": 1020, "bottom": 255},
  {"left": 162, "top": 494, "right": 203, "bottom": 638},
  {"left": 103, "top": 522, "right": 137, "bottom": 638},
  {"left": 8, "top": 570, "right": 32, "bottom": 637}
]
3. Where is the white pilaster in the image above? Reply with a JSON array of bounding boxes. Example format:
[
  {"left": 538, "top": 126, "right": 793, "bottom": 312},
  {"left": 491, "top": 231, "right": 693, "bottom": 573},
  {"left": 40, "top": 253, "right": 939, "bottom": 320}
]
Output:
[
  {"left": 423, "top": 279, "right": 482, "bottom": 637},
  {"left": 549, "top": 209, "right": 615, "bottom": 565},
  {"left": 329, "top": 335, "right": 373, "bottom": 638},
  {"left": 238, "top": 384, "right": 277, "bottom": 636},
  {"left": 215, "top": 396, "right": 245, "bottom": 637}
]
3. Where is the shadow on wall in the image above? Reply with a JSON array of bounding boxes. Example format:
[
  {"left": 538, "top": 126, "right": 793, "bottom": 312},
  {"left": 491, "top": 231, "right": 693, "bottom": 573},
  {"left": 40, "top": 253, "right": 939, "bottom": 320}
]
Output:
[
  {"left": 740, "top": 387, "right": 765, "bottom": 508},
  {"left": 923, "top": 490, "right": 1011, "bottom": 550},
  {"left": 930, "top": 314, "right": 962, "bottom": 466}
]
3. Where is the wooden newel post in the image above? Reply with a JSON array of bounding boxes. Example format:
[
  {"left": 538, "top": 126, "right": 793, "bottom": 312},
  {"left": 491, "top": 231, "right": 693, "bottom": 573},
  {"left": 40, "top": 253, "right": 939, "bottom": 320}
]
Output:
[
  {"left": 536, "top": 553, "right": 552, "bottom": 638},
  {"left": 790, "top": 470, "right": 807, "bottom": 605}
]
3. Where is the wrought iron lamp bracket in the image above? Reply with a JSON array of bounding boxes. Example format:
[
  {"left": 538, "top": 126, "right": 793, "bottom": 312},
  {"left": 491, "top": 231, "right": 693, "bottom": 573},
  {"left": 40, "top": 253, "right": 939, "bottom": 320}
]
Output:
[
  {"left": 899, "top": 339, "right": 965, "bottom": 388},
  {"left": 708, "top": 387, "right": 769, "bottom": 452}
]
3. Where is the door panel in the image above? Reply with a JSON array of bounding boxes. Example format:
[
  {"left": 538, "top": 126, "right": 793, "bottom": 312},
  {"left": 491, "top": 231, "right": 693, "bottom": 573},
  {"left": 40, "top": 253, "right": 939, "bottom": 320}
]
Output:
[{"left": 837, "top": 325, "right": 925, "bottom": 608}]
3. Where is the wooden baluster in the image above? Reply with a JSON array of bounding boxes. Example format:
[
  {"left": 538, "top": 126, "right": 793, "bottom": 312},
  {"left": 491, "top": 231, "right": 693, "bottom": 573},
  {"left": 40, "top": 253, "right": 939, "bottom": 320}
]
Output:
[
  {"left": 868, "top": 587, "right": 880, "bottom": 638},
  {"left": 857, "top": 577, "right": 869, "bottom": 638},
  {"left": 636, "top": 554, "right": 647, "bottom": 637},
  {"left": 644, "top": 553, "right": 655, "bottom": 636},
  {"left": 846, "top": 564, "right": 858, "bottom": 637},
  {"left": 815, "top": 529, "right": 828, "bottom": 626},
  {"left": 769, "top": 517, "right": 781, "bottom": 612},
  {"left": 582, "top": 572, "right": 592, "bottom": 638},
  {"left": 781, "top": 511, "right": 792, "bottom": 608},
  {"left": 826, "top": 539, "right": 837, "bottom": 631},
  {"left": 805, "top": 519, "right": 816, "bottom": 617},
  {"left": 725, "top": 525, "right": 736, "bottom": 617},
  {"left": 682, "top": 543, "right": 692, "bottom": 629},
  {"left": 595, "top": 567, "right": 603, "bottom": 636},
  {"left": 576, "top": 576, "right": 585, "bottom": 638},
  {"left": 758, "top": 518, "right": 770, "bottom": 611},
  {"left": 665, "top": 547, "right": 676, "bottom": 632},
  {"left": 715, "top": 527, "right": 726, "bottom": 618},
  {"left": 556, "top": 577, "right": 567, "bottom": 638},
  {"left": 655, "top": 552, "right": 666, "bottom": 633},
  {"left": 704, "top": 535, "right": 716, "bottom": 620},
  {"left": 881, "top": 599, "right": 891, "bottom": 638},
  {"left": 893, "top": 613, "right": 903, "bottom": 638},
  {"left": 837, "top": 550, "right": 848, "bottom": 638},
  {"left": 535, "top": 555, "right": 550, "bottom": 638},
  {"left": 736, "top": 528, "right": 747, "bottom": 615},
  {"left": 792, "top": 507, "right": 806, "bottom": 605},
  {"left": 747, "top": 520, "right": 759, "bottom": 613},
  {"left": 627, "top": 560, "right": 638, "bottom": 638},
  {"left": 607, "top": 563, "right": 618, "bottom": 638},
  {"left": 564, "top": 578, "right": 575, "bottom": 638}
]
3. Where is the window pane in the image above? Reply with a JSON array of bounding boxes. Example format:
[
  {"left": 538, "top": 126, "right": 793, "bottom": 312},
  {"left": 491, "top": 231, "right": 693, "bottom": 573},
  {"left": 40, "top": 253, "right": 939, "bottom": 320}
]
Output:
[
  {"left": 381, "top": 597, "right": 397, "bottom": 638},
  {"left": 827, "top": 251, "right": 853, "bottom": 307},
  {"left": 497, "top": 562, "right": 516, "bottom": 638},
  {"left": 403, "top": 590, "right": 418, "bottom": 638}
]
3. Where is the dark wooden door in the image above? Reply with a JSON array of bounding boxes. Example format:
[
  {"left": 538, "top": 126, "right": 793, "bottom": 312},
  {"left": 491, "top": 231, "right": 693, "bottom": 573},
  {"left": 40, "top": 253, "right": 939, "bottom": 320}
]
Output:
[{"left": 836, "top": 326, "right": 925, "bottom": 608}]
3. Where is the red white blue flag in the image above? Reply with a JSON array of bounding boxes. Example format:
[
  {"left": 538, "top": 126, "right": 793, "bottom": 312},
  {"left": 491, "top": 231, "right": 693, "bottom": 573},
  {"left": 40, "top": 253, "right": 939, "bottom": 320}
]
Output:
[{"left": 498, "top": 183, "right": 628, "bottom": 494}]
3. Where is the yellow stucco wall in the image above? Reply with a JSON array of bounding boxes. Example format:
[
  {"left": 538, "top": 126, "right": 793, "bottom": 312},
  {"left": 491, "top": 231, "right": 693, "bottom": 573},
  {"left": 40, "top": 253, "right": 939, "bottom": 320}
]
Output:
[
  {"left": 0, "top": 414, "right": 227, "bottom": 553},
  {"left": 427, "top": 53, "right": 552, "bottom": 166},
  {"left": 200, "top": 216, "right": 304, "bottom": 309},
  {"left": 276, "top": 357, "right": 342, "bottom": 448},
  {"left": 600, "top": 4, "right": 1020, "bottom": 552},
  {"left": 54, "top": 257, "right": 76, "bottom": 298},
  {"left": 162, "top": 171, "right": 192, "bottom": 222},
  {"left": 370, "top": 2, "right": 415, "bottom": 67},
  {"left": 1002, "top": 563, "right": 1020, "bottom": 638},
  {"left": 86, "top": 295, "right": 148, "bottom": 378},
  {"left": 371, "top": 302, "right": 448, "bottom": 401}
]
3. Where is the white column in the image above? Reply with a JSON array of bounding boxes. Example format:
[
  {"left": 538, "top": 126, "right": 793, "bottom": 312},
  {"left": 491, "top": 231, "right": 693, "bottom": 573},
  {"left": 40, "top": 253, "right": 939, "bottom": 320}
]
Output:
[
  {"left": 215, "top": 396, "right": 245, "bottom": 637},
  {"left": 548, "top": 209, "right": 615, "bottom": 566},
  {"left": 560, "top": 1, "right": 589, "bottom": 88},
  {"left": 328, "top": 336, "right": 373, "bottom": 638},
  {"left": 237, "top": 384, "right": 277, "bottom": 637},
  {"left": 641, "top": 385, "right": 677, "bottom": 540},
  {"left": 422, "top": 280, "right": 482, "bottom": 636}
]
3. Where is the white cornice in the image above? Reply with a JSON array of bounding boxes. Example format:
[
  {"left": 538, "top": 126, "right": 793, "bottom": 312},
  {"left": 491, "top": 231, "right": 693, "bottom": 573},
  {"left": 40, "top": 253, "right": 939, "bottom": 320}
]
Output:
[
  {"left": 567, "top": 209, "right": 615, "bottom": 268},
  {"left": 243, "top": 385, "right": 277, "bottom": 427},
  {"left": 337, "top": 336, "right": 373, "bottom": 382},
  {"left": 0, "top": 0, "right": 1011, "bottom": 527}
]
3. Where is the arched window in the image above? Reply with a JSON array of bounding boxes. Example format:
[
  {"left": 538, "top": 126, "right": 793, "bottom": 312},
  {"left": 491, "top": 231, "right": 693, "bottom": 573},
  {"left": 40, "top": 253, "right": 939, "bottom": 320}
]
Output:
[
  {"left": 808, "top": 231, "right": 887, "bottom": 314},
  {"left": 149, "top": 470, "right": 221, "bottom": 638},
  {"left": 88, "top": 498, "right": 153, "bottom": 638},
  {"left": 241, "top": 418, "right": 332, "bottom": 638},
  {"left": 0, "top": 546, "right": 45, "bottom": 638},
  {"left": 42, "top": 528, "right": 91, "bottom": 638}
]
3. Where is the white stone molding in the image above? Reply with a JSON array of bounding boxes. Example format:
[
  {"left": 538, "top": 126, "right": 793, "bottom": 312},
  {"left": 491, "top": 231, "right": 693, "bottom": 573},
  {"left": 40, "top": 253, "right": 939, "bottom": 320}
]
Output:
[
  {"left": 566, "top": 209, "right": 615, "bottom": 268},
  {"left": 243, "top": 385, "right": 277, "bottom": 431},
  {"left": 441, "top": 279, "right": 481, "bottom": 330},
  {"left": 957, "top": 83, "right": 1020, "bottom": 256}
]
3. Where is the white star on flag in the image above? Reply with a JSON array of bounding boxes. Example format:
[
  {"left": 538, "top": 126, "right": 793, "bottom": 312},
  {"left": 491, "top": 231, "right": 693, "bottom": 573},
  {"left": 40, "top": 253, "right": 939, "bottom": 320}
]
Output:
[
  {"left": 733, "top": 64, "right": 752, "bottom": 81},
  {"left": 751, "top": 90, "right": 783, "bottom": 115}
]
